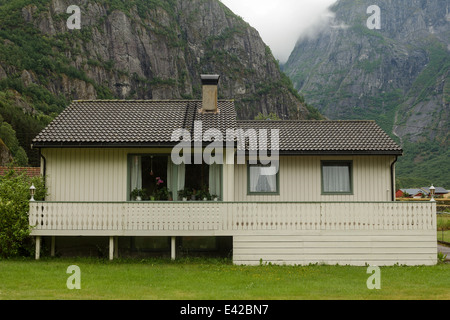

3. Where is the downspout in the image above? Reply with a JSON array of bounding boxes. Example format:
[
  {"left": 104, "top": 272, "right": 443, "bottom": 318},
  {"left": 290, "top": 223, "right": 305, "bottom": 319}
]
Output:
[
  {"left": 39, "top": 149, "right": 47, "bottom": 201},
  {"left": 390, "top": 156, "right": 398, "bottom": 202}
]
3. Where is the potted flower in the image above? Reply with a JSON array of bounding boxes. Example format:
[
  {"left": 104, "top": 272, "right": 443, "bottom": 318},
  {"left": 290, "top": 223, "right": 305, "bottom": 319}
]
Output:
[
  {"left": 178, "top": 188, "right": 191, "bottom": 201},
  {"left": 130, "top": 188, "right": 146, "bottom": 201},
  {"left": 155, "top": 187, "right": 170, "bottom": 201},
  {"left": 198, "top": 186, "right": 211, "bottom": 201},
  {"left": 151, "top": 177, "right": 164, "bottom": 201},
  {"left": 212, "top": 194, "right": 219, "bottom": 201}
]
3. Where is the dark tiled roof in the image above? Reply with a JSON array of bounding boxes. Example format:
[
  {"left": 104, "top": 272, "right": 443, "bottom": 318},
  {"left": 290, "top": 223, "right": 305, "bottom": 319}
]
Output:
[
  {"left": 32, "top": 100, "right": 236, "bottom": 146},
  {"left": 32, "top": 100, "right": 402, "bottom": 155},
  {"left": 236, "top": 120, "right": 403, "bottom": 155},
  {"left": 0, "top": 167, "right": 41, "bottom": 177}
]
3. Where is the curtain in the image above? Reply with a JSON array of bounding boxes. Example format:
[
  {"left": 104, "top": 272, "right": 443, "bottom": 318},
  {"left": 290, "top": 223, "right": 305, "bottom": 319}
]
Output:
[
  {"left": 209, "top": 163, "right": 222, "bottom": 198},
  {"left": 323, "top": 165, "right": 350, "bottom": 193},
  {"left": 167, "top": 158, "right": 174, "bottom": 193},
  {"left": 130, "top": 156, "right": 142, "bottom": 191},
  {"left": 167, "top": 158, "right": 185, "bottom": 200},
  {"left": 178, "top": 163, "right": 185, "bottom": 195},
  {"left": 249, "top": 166, "right": 261, "bottom": 192},
  {"left": 260, "top": 166, "right": 277, "bottom": 192},
  {"left": 249, "top": 166, "right": 277, "bottom": 193}
]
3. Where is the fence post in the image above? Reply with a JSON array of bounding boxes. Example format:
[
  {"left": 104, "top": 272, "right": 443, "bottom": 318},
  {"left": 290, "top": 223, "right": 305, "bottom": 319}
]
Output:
[
  {"left": 35, "top": 236, "right": 41, "bottom": 260},
  {"left": 171, "top": 236, "right": 176, "bottom": 260},
  {"left": 109, "top": 236, "right": 114, "bottom": 261}
]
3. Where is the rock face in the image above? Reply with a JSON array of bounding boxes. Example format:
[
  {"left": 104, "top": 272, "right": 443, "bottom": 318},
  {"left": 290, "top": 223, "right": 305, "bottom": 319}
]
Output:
[
  {"left": 0, "top": 138, "right": 13, "bottom": 166},
  {"left": 284, "top": 0, "right": 449, "bottom": 186},
  {"left": 17, "top": 0, "right": 315, "bottom": 120},
  {"left": 285, "top": 0, "right": 449, "bottom": 140}
]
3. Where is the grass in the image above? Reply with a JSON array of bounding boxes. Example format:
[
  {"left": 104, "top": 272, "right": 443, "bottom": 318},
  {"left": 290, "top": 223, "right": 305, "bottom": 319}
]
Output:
[
  {"left": 437, "top": 213, "right": 450, "bottom": 229},
  {"left": 437, "top": 214, "right": 450, "bottom": 243},
  {"left": 438, "top": 230, "right": 450, "bottom": 243},
  {"left": 2, "top": 210, "right": 450, "bottom": 300},
  {"left": 0, "top": 258, "right": 449, "bottom": 300}
]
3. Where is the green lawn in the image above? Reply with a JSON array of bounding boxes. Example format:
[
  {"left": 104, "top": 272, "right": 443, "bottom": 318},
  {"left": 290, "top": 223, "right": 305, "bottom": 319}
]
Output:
[
  {"left": 0, "top": 258, "right": 449, "bottom": 300},
  {"left": 437, "top": 214, "right": 450, "bottom": 243},
  {"left": 437, "top": 213, "right": 450, "bottom": 229},
  {"left": 438, "top": 230, "right": 450, "bottom": 243}
]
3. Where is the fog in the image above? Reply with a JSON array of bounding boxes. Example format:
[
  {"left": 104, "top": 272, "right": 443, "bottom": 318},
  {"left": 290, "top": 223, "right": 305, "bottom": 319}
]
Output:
[{"left": 220, "top": 0, "right": 337, "bottom": 63}]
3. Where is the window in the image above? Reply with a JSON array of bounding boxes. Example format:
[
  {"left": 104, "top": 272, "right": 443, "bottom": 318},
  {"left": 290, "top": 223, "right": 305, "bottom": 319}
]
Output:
[
  {"left": 321, "top": 161, "right": 353, "bottom": 194},
  {"left": 247, "top": 163, "right": 279, "bottom": 195},
  {"left": 129, "top": 155, "right": 170, "bottom": 201},
  {"left": 128, "top": 154, "right": 222, "bottom": 201}
]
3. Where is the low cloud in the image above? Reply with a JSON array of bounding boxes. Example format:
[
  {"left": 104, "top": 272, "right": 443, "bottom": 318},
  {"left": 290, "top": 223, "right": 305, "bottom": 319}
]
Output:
[{"left": 221, "top": 0, "right": 337, "bottom": 63}]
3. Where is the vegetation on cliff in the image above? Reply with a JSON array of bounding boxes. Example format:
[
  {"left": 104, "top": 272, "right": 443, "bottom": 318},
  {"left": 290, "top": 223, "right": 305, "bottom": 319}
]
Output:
[
  {"left": 284, "top": 0, "right": 449, "bottom": 187},
  {"left": 0, "top": 0, "right": 321, "bottom": 166}
]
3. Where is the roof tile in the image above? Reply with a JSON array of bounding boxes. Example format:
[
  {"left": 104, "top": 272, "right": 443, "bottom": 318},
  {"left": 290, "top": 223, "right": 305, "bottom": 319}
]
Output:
[
  {"left": 236, "top": 120, "right": 402, "bottom": 154},
  {"left": 32, "top": 100, "right": 402, "bottom": 155}
]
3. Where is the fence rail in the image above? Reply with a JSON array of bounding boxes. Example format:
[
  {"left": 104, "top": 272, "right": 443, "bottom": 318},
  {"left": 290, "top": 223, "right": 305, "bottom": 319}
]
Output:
[{"left": 29, "top": 201, "right": 436, "bottom": 236}]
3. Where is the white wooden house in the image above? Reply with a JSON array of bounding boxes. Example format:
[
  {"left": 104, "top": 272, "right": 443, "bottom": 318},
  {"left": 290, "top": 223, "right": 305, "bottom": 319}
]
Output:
[{"left": 29, "top": 75, "right": 437, "bottom": 265}]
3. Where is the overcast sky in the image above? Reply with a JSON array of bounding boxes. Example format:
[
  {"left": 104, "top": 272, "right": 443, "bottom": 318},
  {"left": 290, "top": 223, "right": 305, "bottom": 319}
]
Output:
[{"left": 220, "top": 0, "right": 337, "bottom": 63}]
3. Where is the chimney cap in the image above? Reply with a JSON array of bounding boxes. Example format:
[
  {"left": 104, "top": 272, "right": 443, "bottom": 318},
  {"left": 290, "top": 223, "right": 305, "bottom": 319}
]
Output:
[{"left": 201, "top": 74, "right": 220, "bottom": 85}]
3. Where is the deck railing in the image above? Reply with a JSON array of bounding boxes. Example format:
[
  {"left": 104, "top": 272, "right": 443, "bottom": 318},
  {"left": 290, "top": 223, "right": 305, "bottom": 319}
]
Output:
[{"left": 29, "top": 201, "right": 436, "bottom": 236}]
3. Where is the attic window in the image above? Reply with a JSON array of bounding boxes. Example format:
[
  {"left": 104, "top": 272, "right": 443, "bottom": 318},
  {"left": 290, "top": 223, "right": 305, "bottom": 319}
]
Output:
[{"left": 321, "top": 161, "right": 353, "bottom": 195}]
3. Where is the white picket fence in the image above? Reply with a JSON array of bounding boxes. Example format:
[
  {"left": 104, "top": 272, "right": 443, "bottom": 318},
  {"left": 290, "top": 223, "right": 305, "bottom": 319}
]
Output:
[{"left": 29, "top": 201, "right": 436, "bottom": 236}]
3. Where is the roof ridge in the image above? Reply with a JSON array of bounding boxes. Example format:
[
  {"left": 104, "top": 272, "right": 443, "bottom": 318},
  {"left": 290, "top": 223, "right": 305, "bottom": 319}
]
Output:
[
  {"left": 237, "top": 120, "right": 377, "bottom": 123},
  {"left": 72, "top": 99, "right": 235, "bottom": 103}
]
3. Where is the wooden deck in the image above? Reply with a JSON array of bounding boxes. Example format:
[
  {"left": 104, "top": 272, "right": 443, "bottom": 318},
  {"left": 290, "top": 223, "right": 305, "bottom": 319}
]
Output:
[{"left": 29, "top": 201, "right": 437, "bottom": 265}]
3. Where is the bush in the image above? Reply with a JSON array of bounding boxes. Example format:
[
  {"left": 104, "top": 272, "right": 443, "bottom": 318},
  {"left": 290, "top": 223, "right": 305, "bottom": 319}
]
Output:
[
  {"left": 0, "top": 121, "right": 29, "bottom": 166},
  {"left": 0, "top": 169, "right": 46, "bottom": 258},
  {"left": 254, "top": 112, "right": 281, "bottom": 121}
]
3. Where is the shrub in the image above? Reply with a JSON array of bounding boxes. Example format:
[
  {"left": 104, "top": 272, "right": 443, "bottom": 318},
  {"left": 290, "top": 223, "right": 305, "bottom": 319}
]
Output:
[{"left": 0, "top": 169, "right": 46, "bottom": 258}]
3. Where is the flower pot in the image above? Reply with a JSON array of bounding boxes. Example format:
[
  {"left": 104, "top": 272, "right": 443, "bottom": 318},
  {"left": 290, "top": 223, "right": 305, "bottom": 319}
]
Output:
[
  {"left": 136, "top": 196, "right": 142, "bottom": 201},
  {"left": 182, "top": 197, "right": 187, "bottom": 201}
]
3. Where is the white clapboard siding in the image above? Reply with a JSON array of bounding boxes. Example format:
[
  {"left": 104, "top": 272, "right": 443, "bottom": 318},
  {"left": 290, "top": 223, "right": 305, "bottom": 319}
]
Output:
[
  {"left": 233, "top": 232, "right": 437, "bottom": 266},
  {"left": 43, "top": 148, "right": 128, "bottom": 202},
  {"left": 234, "top": 155, "right": 395, "bottom": 202},
  {"left": 42, "top": 148, "right": 175, "bottom": 202},
  {"left": 42, "top": 149, "right": 395, "bottom": 203}
]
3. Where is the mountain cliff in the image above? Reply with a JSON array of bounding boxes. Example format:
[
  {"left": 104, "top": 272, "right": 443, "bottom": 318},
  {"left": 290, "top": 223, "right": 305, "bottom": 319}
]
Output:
[
  {"left": 284, "top": 0, "right": 450, "bottom": 187},
  {"left": 0, "top": 0, "right": 321, "bottom": 166}
]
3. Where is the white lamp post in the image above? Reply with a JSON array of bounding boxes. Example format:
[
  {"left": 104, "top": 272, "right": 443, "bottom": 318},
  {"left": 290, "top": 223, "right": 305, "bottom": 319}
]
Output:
[
  {"left": 429, "top": 185, "right": 435, "bottom": 202},
  {"left": 29, "top": 184, "right": 36, "bottom": 202}
]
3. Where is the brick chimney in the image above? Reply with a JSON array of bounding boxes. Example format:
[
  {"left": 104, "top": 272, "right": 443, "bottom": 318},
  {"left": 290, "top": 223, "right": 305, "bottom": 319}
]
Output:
[{"left": 200, "top": 74, "right": 220, "bottom": 114}]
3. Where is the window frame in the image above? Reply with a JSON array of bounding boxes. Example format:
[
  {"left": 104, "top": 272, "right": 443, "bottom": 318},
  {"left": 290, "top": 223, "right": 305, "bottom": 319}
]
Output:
[
  {"left": 320, "top": 160, "right": 354, "bottom": 195},
  {"left": 126, "top": 153, "right": 224, "bottom": 201},
  {"left": 127, "top": 153, "right": 171, "bottom": 201},
  {"left": 247, "top": 162, "right": 280, "bottom": 196}
]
